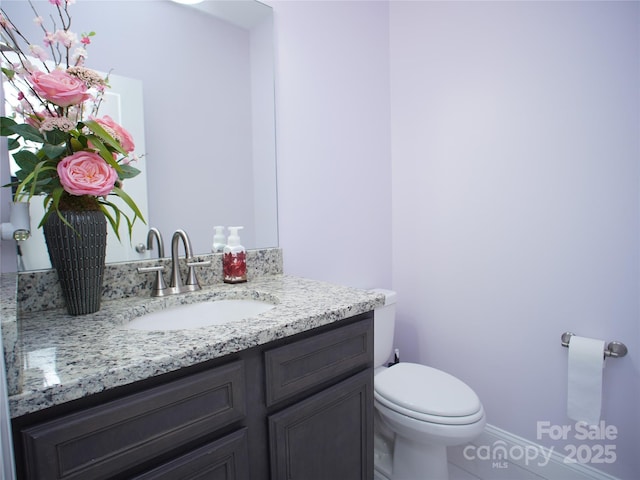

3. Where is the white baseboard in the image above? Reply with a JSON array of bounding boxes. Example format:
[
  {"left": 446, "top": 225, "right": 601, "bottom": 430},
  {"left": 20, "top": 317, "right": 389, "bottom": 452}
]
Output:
[{"left": 448, "top": 424, "right": 621, "bottom": 480}]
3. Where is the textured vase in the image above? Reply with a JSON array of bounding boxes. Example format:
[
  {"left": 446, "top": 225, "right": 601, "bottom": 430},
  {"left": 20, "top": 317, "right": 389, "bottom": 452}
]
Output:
[{"left": 43, "top": 210, "right": 107, "bottom": 316}]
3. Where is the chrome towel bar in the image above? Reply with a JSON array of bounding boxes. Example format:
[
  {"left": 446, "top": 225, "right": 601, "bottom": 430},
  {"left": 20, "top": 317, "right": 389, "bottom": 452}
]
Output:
[{"left": 561, "top": 332, "right": 628, "bottom": 358}]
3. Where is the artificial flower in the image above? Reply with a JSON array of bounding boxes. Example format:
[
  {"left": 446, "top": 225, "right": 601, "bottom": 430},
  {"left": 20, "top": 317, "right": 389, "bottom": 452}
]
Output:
[
  {"left": 57, "top": 151, "right": 118, "bottom": 196},
  {"left": 93, "top": 115, "right": 135, "bottom": 153},
  {"left": 29, "top": 69, "right": 90, "bottom": 107}
]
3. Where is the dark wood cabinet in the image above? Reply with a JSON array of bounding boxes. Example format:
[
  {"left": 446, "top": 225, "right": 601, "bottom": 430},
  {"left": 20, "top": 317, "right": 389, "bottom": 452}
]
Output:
[
  {"left": 269, "top": 371, "right": 372, "bottom": 480},
  {"left": 20, "top": 362, "right": 246, "bottom": 480},
  {"left": 265, "top": 317, "right": 373, "bottom": 480},
  {"left": 264, "top": 318, "right": 373, "bottom": 407},
  {"left": 12, "top": 313, "right": 373, "bottom": 479}
]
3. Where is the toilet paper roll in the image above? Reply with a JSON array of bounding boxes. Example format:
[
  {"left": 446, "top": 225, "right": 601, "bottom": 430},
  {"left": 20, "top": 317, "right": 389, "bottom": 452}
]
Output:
[{"left": 567, "top": 335, "right": 605, "bottom": 426}]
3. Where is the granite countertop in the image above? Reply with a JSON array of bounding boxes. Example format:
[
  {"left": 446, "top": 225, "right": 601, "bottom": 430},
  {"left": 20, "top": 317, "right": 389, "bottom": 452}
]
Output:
[{"left": 5, "top": 275, "right": 385, "bottom": 418}]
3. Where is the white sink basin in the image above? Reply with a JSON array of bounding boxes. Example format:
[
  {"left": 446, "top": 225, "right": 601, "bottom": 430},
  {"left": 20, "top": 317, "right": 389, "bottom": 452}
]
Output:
[{"left": 123, "top": 299, "right": 276, "bottom": 331}]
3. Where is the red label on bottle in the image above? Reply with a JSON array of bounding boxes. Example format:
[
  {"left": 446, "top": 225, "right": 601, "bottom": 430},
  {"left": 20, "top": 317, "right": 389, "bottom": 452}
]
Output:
[{"left": 223, "top": 251, "right": 247, "bottom": 283}]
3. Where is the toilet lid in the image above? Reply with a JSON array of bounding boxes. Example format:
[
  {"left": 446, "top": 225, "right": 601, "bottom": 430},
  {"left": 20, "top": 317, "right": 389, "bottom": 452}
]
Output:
[{"left": 374, "top": 363, "right": 482, "bottom": 418}]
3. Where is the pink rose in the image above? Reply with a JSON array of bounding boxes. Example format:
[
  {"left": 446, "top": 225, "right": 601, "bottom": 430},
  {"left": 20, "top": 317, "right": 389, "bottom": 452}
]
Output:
[
  {"left": 30, "top": 69, "right": 89, "bottom": 107},
  {"left": 57, "top": 151, "right": 118, "bottom": 197},
  {"left": 93, "top": 115, "right": 135, "bottom": 153}
]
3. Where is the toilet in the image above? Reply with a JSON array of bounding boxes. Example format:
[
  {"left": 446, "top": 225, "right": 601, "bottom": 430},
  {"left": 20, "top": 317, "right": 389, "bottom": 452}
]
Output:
[{"left": 372, "top": 289, "right": 486, "bottom": 480}]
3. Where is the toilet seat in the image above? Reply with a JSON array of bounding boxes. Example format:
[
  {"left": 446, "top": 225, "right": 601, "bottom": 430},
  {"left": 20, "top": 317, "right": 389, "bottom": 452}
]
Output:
[{"left": 374, "top": 363, "right": 484, "bottom": 425}]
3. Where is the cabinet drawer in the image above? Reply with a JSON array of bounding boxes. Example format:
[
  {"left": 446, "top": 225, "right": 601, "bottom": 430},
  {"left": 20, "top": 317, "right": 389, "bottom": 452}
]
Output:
[
  {"left": 21, "top": 360, "right": 246, "bottom": 480},
  {"left": 133, "top": 428, "right": 250, "bottom": 480},
  {"left": 264, "top": 317, "right": 372, "bottom": 406}
]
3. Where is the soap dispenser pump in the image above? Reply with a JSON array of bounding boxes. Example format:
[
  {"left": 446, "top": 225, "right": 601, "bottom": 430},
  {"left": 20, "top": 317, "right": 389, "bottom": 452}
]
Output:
[
  {"left": 223, "top": 226, "right": 247, "bottom": 283},
  {"left": 212, "top": 226, "right": 226, "bottom": 253}
]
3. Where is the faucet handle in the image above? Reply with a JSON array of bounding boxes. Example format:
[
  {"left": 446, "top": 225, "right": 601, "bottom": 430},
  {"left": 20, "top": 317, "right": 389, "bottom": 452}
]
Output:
[
  {"left": 137, "top": 265, "right": 166, "bottom": 273},
  {"left": 186, "top": 260, "right": 212, "bottom": 268},
  {"left": 137, "top": 265, "right": 169, "bottom": 297},
  {"left": 184, "top": 259, "right": 211, "bottom": 288}
]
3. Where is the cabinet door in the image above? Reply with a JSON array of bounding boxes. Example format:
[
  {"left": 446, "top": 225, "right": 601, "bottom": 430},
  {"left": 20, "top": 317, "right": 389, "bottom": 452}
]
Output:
[
  {"left": 133, "top": 428, "right": 250, "bottom": 480},
  {"left": 269, "top": 369, "right": 373, "bottom": 480}
]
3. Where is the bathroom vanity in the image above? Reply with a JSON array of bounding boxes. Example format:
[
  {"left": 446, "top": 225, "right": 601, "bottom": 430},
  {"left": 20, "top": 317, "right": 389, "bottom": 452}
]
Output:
[{"left": 2, "top": 264, "right": 384, "bottom": 480}]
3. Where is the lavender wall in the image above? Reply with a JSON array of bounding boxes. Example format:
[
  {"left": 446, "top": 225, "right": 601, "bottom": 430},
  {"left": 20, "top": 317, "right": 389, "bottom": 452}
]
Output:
[
  {"left": 270, "top": 0, "right": 637, "bottom": 477},
  {"left": 270, "top": 0, "right": 392, "bottom": 290},
  {"left": 390, "top": 2, "right": 639, "bottom": 478}
]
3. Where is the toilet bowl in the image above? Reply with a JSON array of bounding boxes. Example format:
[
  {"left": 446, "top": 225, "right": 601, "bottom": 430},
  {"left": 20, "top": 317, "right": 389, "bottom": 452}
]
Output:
[{"left": 371, "top": 290, "right": 486, "bottom": 480}]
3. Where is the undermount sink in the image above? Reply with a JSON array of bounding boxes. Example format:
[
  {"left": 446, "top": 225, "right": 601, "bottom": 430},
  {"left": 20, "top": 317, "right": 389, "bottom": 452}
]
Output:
[{"left": 123, "top": 299, "right": 276, "bottom": 331}]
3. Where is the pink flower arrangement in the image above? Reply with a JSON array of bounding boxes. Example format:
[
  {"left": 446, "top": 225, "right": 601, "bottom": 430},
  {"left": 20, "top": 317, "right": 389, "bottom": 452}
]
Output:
[{"left": 0, "top": 0, "right": 144, "bottom": 238}]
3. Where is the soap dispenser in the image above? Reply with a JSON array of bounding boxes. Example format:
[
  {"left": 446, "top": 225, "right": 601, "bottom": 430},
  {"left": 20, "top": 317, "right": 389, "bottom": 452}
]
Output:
[
  {"left": 212, "top": 226, "right": 226, "bottom": 253},
  {"left": 223, "top": 226, "right": 247, "bottom": 283}
]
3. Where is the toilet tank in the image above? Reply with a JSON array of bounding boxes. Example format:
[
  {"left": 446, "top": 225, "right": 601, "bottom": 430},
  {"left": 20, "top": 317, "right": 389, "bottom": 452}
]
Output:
[{"left": 371, "top": 289, "right": 397, "bottom": 368}]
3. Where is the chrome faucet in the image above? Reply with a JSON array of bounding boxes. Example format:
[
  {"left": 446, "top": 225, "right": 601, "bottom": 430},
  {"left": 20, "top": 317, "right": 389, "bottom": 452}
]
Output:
[
  {"left": 138, "top": 228, "right": 210, "bottom": 297},
  {"left": 169, "top": 229, "right": 211, "bottom": 293}
]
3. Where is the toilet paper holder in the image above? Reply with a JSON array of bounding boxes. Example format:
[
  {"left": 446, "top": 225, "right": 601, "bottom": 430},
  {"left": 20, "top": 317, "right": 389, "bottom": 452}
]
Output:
[{"left": 561, "top": 332, "right": 628, "bottom": 358}]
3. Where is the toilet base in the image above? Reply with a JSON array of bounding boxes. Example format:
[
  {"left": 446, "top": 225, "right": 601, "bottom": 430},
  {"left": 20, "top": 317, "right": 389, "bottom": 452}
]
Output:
[
  {"left": 374, "top": 426, "right": 450, "bottom": 480},
  {"left": 392, "top": 434, "right": 448, "bottom": 480},
  {"left": 374, "top": 413, "right": 394, "bottom": 479}
]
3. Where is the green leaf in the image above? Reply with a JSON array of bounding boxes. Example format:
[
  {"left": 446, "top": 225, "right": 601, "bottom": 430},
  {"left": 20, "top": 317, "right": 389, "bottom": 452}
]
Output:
[
  {"left": 76, "top": 135, "right": 89, "bottom": 149},
  {"left": 42, "top": 144, "right": 67, "bottom": 160},
  {"left": 84, "top": 134, "right": 121, "bottom": 171},
  {"left": 27, "top": 170, "right": 49, "bottom": 197},
  {"left": 14, "top": 161, "right": 57, "bottom": 200},
  {"left": 112, "top": 186, "right": 146, "bottom": 224},
  {"left": 7, "top": 137, "right": 20, "bottom": 151},
  {"left": 82, "top": 119, "right": 127, "bottom": 156},
  {"left": 98, "top": 201, "right": 122, "bottom": 242},
  {"left": 1, "top": 67, "right": 15, "bottom": 80},
  {"left": 14, "top": 170, "right": 30, "bottom": 183},
  {"left": 0, "top": 117, "right": 17, "bottom": 136},
  {"left": 13, "top": 150, "right": 40, "bottom": 171},
  {"left": 118, "top": 164, "right": 141, "bottom": 180},
  {"left": 9, "top": 123, "right": 45, "bottom": 143},
  {"left": 38, "top": 188, "right": 76, "bottom": 233},
  {"left": 43, "top": 129, "right": 69, "bottom": 146},
  {"left": 1, "top": 179, "right": 19, "bottom": 189}
]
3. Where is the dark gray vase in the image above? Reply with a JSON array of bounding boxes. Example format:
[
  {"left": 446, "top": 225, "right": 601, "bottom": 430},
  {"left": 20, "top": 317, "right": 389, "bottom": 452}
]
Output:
[{"left": 43, "top": 210, "right": 107, "bottom": 316}]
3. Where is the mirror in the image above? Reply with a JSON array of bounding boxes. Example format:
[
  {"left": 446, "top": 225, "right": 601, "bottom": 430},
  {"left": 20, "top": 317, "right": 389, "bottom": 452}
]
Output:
[{"left": 1, "top": 0, "right": 278, "bottom": 271}]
